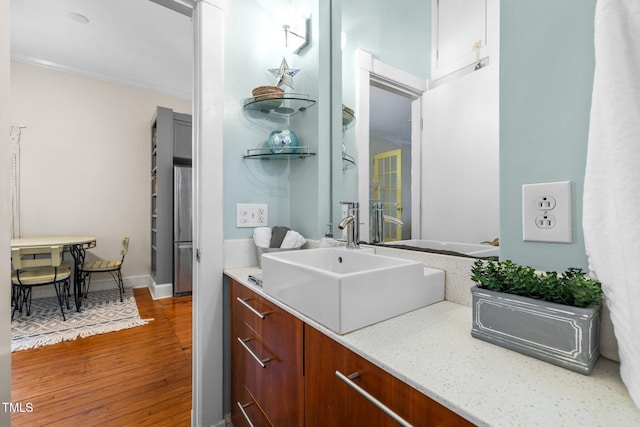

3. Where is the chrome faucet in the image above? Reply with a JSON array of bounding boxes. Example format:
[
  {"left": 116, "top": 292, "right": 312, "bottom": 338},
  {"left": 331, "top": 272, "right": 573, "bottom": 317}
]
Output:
[
  {"left": 371, "top": 201, "right": 404, "bottom": 244},
  {"left": 338, "top": 201, "right": 360, "bottom": 248}
]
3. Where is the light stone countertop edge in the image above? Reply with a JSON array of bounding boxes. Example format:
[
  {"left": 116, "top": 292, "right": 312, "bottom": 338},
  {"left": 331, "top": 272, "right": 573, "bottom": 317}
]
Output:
[{"left": 224, "top": 267, "right": 640, "bottom": 427}]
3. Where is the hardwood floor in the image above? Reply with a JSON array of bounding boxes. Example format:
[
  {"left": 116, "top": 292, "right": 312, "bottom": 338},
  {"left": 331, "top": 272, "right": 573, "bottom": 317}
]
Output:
[{"left": 11, "top": 288, "right": 193, "bottom": 426}]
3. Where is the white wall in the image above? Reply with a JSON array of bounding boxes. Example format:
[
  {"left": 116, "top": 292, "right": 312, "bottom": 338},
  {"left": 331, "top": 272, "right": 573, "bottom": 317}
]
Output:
[
  {"left": 1, "top": 0, "right": 12, "bottom": 422},
  {"left": 10, "top": 61, "right": 192, "bottom": 285},
  {"left": 422, "top": 64, "right": 500, "bottom": 244},
  {"left": 192, "top": 2, "right": 226, "bottom": 424},
  {"left": 420, "top": 0, "right": 500, "bottom": 245}
]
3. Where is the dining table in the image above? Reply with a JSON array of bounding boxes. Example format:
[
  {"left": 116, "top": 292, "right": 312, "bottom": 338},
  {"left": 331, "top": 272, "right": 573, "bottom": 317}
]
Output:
[{"left": 10, "top": 235, "right": 97, "bottom": 311}]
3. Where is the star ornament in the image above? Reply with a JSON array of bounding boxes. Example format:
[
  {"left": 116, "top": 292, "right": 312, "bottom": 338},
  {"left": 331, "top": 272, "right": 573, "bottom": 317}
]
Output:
[{"left": 269, "top": 57, "right": 300, "bottom": 89}]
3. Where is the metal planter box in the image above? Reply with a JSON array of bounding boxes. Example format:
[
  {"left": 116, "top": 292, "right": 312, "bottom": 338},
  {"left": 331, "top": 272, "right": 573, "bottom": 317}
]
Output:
[{"left": 471, "top": 286, "right": 601, "bottom": 375}]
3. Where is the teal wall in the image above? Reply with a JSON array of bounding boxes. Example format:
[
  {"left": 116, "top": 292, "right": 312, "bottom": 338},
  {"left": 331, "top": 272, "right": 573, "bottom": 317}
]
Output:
[
  {"left": 223, "top": 0, "right": 428, "bottom": 240},
  {"left": 500, "top": 0, "right": 597, "bottom": 271},
  {"left": 336, "top": 0, "right": 430, "bottom": 233},
  {"left": 224, "top": 0, "right": 599, "bottom": 266},
  {"left": 341, "top": 0, "right": 431, "bottom": 82},
  {"left": 223, "top": 0, "right": 330, "bottom": 239}
]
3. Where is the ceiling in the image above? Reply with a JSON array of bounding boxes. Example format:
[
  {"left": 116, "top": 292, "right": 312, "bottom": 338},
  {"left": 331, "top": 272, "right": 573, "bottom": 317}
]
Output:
[
  {"left": 10, "top": 0, "right": 408, "bottom": 139},
  {"left": 10, "top": 0, "right": 194, "bottom": 100}
]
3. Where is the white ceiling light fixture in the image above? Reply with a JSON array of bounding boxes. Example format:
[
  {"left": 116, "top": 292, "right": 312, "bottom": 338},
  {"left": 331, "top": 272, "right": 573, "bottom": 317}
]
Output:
[{"left": 68, "top": 12, "right": 90, "bottom": 24}]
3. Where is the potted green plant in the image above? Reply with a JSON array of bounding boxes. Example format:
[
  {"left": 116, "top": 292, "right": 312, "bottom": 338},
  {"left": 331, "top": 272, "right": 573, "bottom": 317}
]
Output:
[{"left": 470, "top": 258, "right": 603, "bottom": 375}]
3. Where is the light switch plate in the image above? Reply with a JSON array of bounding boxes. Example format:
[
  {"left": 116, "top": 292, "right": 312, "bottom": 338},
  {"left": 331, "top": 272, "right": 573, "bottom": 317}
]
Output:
[
  {"left": 522, "top": 181, "right": 572, "bottom": 243},
  {"left": 236, "top": 203, "right": 268, "bottom": 227}
]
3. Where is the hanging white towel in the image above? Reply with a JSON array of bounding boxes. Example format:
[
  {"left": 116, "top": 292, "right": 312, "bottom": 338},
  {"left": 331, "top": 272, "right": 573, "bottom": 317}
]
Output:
[{"left": 584, "top": 0, "right": 640, "bottom": 409}]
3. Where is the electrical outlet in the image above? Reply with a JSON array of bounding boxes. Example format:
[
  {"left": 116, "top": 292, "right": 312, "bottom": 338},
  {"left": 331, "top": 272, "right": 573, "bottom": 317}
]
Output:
[
  {"left": 536, "top": 196, "right": 556, "bottom": 210},
  {"left": 522, "top": 181, "right": 572, "bottom": 243},
  {"left": 236, "top": 203, "right": 268, "bottom": 227},
  {"left": 535, "top": 213, "right": 556, "bottom": 229}
]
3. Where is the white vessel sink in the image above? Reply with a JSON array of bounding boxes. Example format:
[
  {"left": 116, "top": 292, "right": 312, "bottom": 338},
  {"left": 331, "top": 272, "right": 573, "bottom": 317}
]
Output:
[{"left": 261, "top": 247, "right": 444, "bottom": 334}]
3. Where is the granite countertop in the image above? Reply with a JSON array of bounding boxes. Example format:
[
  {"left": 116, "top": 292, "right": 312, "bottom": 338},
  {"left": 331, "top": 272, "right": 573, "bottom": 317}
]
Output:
[{"left": 225, "top": 267, "right": 640, "bottom": 427}]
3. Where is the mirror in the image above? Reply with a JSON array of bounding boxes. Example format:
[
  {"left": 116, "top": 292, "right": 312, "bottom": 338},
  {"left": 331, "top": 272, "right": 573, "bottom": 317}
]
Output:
[{"left": 333, "top": 0, "right": 500, "bottom": 258}]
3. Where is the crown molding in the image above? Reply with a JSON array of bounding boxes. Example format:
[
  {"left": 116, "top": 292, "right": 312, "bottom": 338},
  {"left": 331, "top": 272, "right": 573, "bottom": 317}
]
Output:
[{"left": 11, "top": 55, "right": 192, "bottom": 101}]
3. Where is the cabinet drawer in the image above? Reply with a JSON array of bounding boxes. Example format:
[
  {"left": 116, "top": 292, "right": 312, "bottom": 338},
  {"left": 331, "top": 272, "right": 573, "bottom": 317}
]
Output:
[
  {"left": 231, "top": 284, "right": 304, "bottom": 426},
  {"left": 231, "top": 372, "right": 272, "bottom": 427},
  {"left": 305, "top": 325, "right": 473, "bottom": 427},
  {"left": 231, "top": 280, "right": 303, "bottom": 372},
  {"left": 232, "top": 316, "right": 304, "bottom": 426}
]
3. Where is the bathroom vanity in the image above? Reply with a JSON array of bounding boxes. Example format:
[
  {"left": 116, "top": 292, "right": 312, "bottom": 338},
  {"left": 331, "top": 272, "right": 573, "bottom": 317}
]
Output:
[
  {"left": 304, "top": 325, "right": 472, "bottom": 426},
  {"left": 226, "top": 268, "right": 640, "bottom": 426},
  {"left": 229, "top": 278, "right": 471, "bottom": 426},
  {"left": 230, "top": 280, "right": 304, "bottom": 426}
]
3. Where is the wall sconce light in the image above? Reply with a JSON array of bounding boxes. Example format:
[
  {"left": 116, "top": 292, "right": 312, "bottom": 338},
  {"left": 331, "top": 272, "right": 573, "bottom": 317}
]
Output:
[{"left": 283, "top": 17, "right": 310, "bottom": 54}]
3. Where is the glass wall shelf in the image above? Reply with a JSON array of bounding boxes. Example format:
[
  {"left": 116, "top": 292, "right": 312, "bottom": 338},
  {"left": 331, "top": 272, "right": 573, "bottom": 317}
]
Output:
[
  {"left": 342, "top": 153, "right": 356, "bottom": 171},
  {"left": 243, "top": 93, "right": 316, "bottom": 117},
  {"left": 244, "top": 146, "right": 317, "bottom": 160}
]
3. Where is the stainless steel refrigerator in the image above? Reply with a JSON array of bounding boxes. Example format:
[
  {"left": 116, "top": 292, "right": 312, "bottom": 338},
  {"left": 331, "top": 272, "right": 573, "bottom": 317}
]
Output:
[{"left": 174, "top": 165, "right": 193, "bottom": 295}]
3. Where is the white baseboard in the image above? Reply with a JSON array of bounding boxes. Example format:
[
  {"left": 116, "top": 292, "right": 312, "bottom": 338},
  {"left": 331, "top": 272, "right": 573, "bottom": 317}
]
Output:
[{"left": 149, "top": 279, "right": 173, "bottom": 300}]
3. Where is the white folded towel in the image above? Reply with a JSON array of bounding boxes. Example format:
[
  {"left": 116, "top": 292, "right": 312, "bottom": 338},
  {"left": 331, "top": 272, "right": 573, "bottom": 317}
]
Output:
[
  {"left": 319, "top": 237, "right": 341, "bottom": 248},
  {"left": 253, "top": 227, "right": 271, "bottom": 248},
  {"left": 281, "top": 230, "right": 306, "bottom": 249}
]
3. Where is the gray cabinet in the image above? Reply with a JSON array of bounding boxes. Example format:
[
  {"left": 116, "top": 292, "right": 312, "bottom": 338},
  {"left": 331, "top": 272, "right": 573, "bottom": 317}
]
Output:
[
  {"left": 150, "top": 106, "right": 192, "bottom": 286},
  {"left": 173, "top": 113, "right": 192, "bottom": 161}
]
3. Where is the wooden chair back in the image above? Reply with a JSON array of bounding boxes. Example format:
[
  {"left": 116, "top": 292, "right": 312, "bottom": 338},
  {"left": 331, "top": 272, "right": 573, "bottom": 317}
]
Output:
[
  {"left": 11, "top": 246, "right": 64, "bottom": 270},
  {"left": 121, "top": 237, "right": 130, "bottom": 260}
]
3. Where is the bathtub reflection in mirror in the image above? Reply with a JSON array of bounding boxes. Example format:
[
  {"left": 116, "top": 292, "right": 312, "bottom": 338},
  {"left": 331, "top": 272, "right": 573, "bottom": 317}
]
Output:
[{"left": 375, "top": 239, "right": 500, "bottom": 260}]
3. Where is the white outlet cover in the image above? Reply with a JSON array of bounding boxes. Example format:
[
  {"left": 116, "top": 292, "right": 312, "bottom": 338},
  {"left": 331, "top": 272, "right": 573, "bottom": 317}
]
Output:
[
  {"left": 236, "top": 203, "right": 268, "bottom": 228},
  {"left": 522, "top": 181, "right": 572, "bottom": 243}
]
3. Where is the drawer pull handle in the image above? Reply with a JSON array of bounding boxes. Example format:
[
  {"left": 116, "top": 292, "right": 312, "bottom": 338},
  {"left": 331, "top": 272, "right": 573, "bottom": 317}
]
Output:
[
  {"left": 236, "top": 401, "right": 256, "bottom": 427},
  {"left": 236, "top": 297, "right": 269, "bottom": 319},
  {"left": 335, "top": 370, "right": 413, "bottom": 427},
  {"left": 237, "top": 337, "right": 271, "bottom": 368}
]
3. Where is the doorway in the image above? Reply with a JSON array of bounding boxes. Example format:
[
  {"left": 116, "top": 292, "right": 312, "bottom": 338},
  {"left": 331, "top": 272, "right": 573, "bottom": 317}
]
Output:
[
  {"left": 369, "top": 83, "right": 415, "bottom": 242},
  {"left": 355, "top": 50, "right": 426, "bottom": 244}
]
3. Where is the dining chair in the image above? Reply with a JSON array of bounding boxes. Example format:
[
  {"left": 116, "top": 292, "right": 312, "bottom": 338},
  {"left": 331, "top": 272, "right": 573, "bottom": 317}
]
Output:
[
  {"left": 79, "top": 237, "right": 129, "bottom": 302},
  {"left": 11, "top": 245, "right": 72, "bottom": 321}
]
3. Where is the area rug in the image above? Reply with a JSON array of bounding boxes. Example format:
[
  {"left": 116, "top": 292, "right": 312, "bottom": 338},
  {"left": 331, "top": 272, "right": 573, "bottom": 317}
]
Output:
[{"left": 11, "top": 288, "right": 148, "bottom": 352}]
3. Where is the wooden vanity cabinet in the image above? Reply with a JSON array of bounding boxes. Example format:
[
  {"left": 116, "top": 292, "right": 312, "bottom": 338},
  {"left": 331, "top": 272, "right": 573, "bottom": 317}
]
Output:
[
  {"left": 230, "top": 372, "right": 272, "bottom": 427},
  {"left": 304, "top": 325, "right": 474, "bottom": 427},
  {"left": 230, "top": 279, "right": 304, "bottom": 426},
  {"left": 229, "top": 279, "right": 472, "bottom": 426}
]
